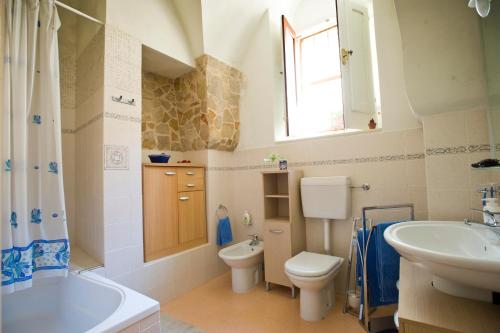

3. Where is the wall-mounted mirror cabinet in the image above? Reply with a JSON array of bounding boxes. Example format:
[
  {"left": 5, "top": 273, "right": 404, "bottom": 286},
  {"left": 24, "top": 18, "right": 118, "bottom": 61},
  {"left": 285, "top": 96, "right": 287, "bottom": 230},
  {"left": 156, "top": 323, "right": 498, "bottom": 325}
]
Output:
[{"left": 279, "top": 0, "right": 381, "bottom": 139}]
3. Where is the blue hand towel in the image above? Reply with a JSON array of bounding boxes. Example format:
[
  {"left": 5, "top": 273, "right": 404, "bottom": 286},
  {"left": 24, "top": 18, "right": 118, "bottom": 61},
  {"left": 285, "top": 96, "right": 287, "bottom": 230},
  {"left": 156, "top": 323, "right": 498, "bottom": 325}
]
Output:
[
  {"left": 356, "top": 221, "right": 400, "bottom": 307},
  {"left": 375, "top": 222, "right": 401, "bottom": 304},
  {"left": 217, "top": 216, "right": 233, "bottom": 246}
]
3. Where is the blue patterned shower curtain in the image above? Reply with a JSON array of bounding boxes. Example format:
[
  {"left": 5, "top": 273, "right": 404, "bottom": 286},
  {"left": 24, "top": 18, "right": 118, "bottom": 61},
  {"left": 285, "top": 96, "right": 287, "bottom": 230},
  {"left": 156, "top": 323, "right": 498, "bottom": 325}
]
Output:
[{"left": 1, "top": 0, "right": 69, "bottom": 294}]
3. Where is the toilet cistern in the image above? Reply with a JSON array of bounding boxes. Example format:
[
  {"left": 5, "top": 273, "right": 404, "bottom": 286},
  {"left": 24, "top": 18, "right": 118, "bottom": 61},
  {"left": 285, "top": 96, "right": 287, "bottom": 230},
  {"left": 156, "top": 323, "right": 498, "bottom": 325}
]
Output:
[{"left": 300, "top": 176, "right": 352, "bottom": 253}]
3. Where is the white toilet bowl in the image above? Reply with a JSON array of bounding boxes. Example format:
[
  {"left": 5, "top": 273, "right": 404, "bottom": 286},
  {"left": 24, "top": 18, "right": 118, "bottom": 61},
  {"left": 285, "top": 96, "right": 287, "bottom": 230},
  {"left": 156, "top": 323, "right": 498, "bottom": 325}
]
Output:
[
  {"left": 285, "top": 251, "right": 344, "bottom": 321},
  {"left": 218, "top": 240, "right": 264, "bottom": 293}
]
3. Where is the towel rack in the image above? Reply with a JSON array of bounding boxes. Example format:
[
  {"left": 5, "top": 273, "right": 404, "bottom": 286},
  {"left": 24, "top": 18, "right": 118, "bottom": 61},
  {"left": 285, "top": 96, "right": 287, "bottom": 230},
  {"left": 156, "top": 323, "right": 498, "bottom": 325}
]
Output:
[
  {"left": 216, "top": 204, "right": 229, "bottom": 219},
  {"left": 359, "top": 204, "right": 414, "bottom": 332},
  {"left": 361, "top": 204, "right": 414, "bottom": 225}
]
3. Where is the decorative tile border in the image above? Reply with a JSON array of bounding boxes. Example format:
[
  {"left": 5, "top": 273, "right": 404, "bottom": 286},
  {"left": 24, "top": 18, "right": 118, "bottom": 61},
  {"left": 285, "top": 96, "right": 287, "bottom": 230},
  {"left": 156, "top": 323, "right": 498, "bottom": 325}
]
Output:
[
  {"left": 426, "top": 144, "right": 491, "bottom": 156},
  {"left": 406, "top": 153, "right": 426, "bottom": 160},
  {"left": 104, "top": 111, "right": 140, "bottom": 123},
  {"left": 206, "top": 143, "right": 495, "bottom": 172},
  {"left": 61, "top": 113, "right": 103, "bottom": 135},
  {"left": 62, "top": 128, "right": 75, "bottom": 134},
  {"left": 74, "top": 113, "right": 103, "bottom": 133},
  {"left": 61, "top": 111, "right": 141, "bottom": 135},
  {"left": 207, "top": 143, "right": 494, "bottom": 172},
  {"left": 207, "top": 153, "right": 426, "bottom": 172}
]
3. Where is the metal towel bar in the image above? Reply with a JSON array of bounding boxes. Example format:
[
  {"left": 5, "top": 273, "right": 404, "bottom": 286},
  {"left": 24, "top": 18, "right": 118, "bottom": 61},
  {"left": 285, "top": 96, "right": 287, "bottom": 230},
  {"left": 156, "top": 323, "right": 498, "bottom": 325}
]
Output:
[
  {"left": 361, "top": 204, "right": 415, "bottom": 223},
  {"left": 359, "top": 203, "right": 415, "bottom": 330}
]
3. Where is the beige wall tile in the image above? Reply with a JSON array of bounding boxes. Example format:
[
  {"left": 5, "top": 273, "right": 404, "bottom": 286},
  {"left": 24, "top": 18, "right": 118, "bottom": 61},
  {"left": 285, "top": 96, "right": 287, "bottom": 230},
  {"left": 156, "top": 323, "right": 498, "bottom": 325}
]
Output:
[
  {"left": 465, "top": 109, "right": 490, "bottom": 145},
  {"left": 425, "top": 155, "right": 470, "bottom": 190},
  {"left": 422, "top": 111, "right": 467, "bottom": 148},
  {"left": 406, "top": 159, "right": 427, "bottom": 187},
  {"left": 404, "top": 128, "right": 425, "bottom": 154},
  {"left": 427, "top": 189, "right": 471, "bottom": 221}
]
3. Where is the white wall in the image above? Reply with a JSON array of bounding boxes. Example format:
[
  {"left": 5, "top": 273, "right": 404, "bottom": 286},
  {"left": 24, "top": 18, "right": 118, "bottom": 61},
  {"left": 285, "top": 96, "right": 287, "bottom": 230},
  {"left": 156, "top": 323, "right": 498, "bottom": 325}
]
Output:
[
  {"left": 237, "top": 0, "right": 420, "bottom": 151},
  {"left": 106, "top": 0, "right": 196, "bottom": 67},
  {"left": 59, "top": 8, "right": 78, "bottom": 243},
  {"left": 202, "top": 0, "right": 262, "bottom": 68},
  {"left": 372, "top": 0, "right": 419, "bottom": 131},
  {"left": 90, "top": 0, "right": 493, "bottom": 304},
  {"left": 173, "top": 0, "right": 204, "bottom": 58},
  {"left": 238, "top": 10, "right": 277, "bottom": 151},
  {"left": 75, "top": 0, "right": 106, "bottom": 56},
  {"left": 395, "top": 0, "right": 487, "bottom": 116},
  {"left": 75, "top": 27, "right": 105, "bottom": 264},
  {"left": 100, "top": 27, "right": 228, "bottom": 305},
  {"left": 292, "top": 0, "right": 337, "bottom": 32}
]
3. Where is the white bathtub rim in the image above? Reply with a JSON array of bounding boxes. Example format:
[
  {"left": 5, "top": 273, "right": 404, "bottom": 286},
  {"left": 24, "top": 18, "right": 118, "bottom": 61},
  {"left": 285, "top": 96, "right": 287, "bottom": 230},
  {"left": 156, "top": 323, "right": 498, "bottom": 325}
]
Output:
[{"left": 80, "top": 271, "right": 160, "bottom": 333}]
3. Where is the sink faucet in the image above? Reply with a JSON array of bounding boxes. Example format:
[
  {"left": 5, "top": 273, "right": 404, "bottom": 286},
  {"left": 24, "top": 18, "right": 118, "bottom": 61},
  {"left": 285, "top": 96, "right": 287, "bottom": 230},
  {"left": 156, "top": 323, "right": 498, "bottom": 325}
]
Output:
[
  {"left": 467, "top": 209, "right": 500, "bottom": 238},
  {"left": 470, "top": 208, "right": 500, "bottom": 227},
  {"left": 248, "top": 234, "right": 260, "bottom": 246}
]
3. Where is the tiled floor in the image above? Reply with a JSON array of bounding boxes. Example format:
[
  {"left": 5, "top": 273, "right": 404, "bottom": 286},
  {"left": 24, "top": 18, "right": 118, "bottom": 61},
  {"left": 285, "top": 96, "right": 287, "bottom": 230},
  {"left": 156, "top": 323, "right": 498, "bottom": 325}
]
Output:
[{"left": 161, "top": 272, "right": 365, "bottom": 333}]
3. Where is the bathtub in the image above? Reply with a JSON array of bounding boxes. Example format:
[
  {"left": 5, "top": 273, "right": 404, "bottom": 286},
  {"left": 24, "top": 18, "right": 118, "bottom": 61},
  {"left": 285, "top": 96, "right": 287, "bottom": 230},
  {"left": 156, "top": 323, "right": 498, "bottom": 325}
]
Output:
[{"left": 2, "top": 271, "right": 160, "bottom": 333}]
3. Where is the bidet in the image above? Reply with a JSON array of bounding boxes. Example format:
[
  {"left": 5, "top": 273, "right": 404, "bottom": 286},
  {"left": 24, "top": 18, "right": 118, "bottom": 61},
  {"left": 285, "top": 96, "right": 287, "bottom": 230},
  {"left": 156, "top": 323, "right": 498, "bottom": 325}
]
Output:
[{"left": 218, "top": 239, "right": 264, "bottom": 293}]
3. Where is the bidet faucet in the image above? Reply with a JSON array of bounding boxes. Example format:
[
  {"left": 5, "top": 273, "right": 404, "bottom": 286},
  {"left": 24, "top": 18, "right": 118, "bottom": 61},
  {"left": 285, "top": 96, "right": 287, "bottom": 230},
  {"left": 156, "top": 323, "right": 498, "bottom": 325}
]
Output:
[{"left": 248, "top": 234, "right": 260, "bottom": 246}]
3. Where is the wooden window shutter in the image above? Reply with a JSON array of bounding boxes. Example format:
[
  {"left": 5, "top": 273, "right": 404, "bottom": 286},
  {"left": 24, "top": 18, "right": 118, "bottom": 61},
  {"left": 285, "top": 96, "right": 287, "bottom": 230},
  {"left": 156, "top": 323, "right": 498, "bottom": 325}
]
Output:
[{"left": 282, "top": 15, "right": 297, "bottom": 137}]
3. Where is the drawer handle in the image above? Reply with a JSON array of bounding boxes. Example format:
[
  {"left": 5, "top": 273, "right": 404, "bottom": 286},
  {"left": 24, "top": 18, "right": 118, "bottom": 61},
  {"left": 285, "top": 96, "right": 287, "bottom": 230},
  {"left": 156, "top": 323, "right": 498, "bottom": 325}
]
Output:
[
  {"left": 164, "top": 171, "right": 176, "bottom": 176},
  {"left": 179, "top": 196, "right": 190, "bottom": 201},
  {"left": 269, "top": 229, "right": 283, "bottom": 234},
  {"left": 186, "top": 171, "right": 195, "bottom": 176},
  {"left": 186, "top": 183, "right": 195, "bottom": 187}
]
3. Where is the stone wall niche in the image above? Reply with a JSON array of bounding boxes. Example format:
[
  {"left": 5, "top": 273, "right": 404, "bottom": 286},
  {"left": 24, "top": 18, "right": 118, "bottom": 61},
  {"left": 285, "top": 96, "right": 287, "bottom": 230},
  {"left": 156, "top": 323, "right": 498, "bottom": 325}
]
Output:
[
  {"left": 142, "top": 53, "right": 242, "bottom": 152},
  {"left": 142, "top": 72, "right": 183, "bottom": 151}
]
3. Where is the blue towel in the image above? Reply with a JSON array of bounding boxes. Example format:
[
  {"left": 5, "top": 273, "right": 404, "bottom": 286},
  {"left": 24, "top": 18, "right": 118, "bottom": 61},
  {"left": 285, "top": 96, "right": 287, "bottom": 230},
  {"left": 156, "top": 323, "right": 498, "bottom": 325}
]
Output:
[
  {"left": 356, "top": 221, "right": 400, "bottom": 307},
  {"left": 217, "top": 216, "right": 233, "bottom": 246},
  {"left": 375, "top": 222, "right": 400, "bottom": 304}
]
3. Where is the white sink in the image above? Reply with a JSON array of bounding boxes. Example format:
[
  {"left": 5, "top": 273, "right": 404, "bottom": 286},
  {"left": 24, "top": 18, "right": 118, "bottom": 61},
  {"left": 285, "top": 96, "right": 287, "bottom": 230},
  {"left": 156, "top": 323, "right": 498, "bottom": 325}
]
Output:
[{"left": 384, "top": 221, "right": 500, "bottom": 302}]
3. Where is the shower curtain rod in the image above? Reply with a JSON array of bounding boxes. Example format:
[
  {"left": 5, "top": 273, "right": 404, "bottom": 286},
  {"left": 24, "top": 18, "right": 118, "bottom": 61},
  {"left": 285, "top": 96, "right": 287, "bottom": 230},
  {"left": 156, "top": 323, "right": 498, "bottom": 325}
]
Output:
[{"left": 55, "top": 1, "right": 104, "bottom": 25}]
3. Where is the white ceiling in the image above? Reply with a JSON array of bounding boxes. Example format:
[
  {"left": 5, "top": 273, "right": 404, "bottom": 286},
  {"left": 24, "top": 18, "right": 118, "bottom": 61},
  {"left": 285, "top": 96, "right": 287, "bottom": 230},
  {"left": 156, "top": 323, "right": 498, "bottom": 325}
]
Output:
[{"left": 202, "top": 0, "right": 304, "bottom": 68}]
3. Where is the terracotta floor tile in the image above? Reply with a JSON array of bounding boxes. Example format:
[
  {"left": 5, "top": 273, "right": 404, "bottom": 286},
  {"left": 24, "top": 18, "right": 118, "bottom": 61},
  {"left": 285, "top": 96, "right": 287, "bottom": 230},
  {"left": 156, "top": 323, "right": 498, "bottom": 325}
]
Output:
[{"left": 161, "top": 272, "right": 365, "bottom": 333}]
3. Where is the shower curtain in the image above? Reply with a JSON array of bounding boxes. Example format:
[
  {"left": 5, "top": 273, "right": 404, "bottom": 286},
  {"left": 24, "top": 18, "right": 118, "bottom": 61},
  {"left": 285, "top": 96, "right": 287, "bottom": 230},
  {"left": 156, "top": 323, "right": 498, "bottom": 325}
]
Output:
[{"left": 1, "top": 0, "right": 69, "bottom": 294}]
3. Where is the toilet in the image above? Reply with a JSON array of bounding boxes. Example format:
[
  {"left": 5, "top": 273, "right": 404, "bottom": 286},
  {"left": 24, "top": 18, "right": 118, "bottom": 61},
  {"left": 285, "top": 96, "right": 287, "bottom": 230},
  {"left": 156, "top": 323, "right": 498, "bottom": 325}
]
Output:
[
  {"left": 285, "top": 252, "right": 344, "bottom": 321},
  {"left": 285, "top": 176, "right": 351, "bottom": 321}
]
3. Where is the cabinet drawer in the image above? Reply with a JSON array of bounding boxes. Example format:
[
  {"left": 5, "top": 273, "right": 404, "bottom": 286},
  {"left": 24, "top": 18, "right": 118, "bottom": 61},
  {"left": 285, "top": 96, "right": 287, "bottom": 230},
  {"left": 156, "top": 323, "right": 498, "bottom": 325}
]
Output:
[
  {"left": 178, "top": 168, "right": 205, "bottom": 191},
  {"left": 264, "top": 221, "right": 292, "bottom": 287}
]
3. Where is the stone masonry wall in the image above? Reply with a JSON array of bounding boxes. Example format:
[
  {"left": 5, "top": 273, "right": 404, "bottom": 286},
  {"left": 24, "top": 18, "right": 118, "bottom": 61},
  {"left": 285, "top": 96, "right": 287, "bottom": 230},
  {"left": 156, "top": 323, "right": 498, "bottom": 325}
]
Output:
[
  {"left": 141, "top": 54, "right": 242, "bottom": 152},
  {"left": 142, "top": 72, "right": 183, "bottom": 151}
]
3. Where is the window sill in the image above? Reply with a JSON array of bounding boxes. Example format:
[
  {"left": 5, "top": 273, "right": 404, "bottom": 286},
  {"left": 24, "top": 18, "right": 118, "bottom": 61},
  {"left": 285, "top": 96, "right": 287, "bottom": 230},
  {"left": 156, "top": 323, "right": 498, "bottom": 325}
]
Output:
[{"left": 275, "top": 128, "right": 382, "bottom": 144}]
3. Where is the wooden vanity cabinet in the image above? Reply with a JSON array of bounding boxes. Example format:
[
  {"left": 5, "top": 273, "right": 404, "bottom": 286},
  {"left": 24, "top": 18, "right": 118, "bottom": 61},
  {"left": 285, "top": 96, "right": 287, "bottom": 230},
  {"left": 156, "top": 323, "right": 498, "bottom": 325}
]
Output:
[{"left": 143, "top": 164, "right": 207, "bottom": 262}]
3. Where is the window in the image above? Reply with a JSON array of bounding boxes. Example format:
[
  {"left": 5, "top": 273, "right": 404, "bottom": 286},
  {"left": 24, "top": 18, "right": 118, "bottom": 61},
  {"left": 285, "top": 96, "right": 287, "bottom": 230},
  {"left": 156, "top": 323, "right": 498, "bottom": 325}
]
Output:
[
  {"left": 283, "top": 16, "right": 344, "bottom": 138},
  {"left": 281, "top": 0, "right": 380, "bottom": 139}
]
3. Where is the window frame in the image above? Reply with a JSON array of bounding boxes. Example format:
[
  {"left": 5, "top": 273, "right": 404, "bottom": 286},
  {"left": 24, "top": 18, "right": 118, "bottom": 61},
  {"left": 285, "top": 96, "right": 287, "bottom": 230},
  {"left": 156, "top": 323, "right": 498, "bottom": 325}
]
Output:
[{"left": 283, "top": 17, "right": 346, "bottom": 138}]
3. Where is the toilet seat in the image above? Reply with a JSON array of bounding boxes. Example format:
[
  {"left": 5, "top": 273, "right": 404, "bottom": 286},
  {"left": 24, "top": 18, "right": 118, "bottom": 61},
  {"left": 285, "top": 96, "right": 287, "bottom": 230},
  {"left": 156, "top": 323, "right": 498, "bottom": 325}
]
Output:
[{"left": 285, "top": 251, "right": 342, "bottom": 277}]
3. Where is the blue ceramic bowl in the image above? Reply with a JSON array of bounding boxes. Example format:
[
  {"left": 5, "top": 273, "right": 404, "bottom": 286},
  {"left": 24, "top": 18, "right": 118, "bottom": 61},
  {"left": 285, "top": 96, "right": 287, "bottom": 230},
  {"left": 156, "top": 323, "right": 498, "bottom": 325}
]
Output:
[{"left": 148, "top": 154, "right": 171, "bottom": 163}]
